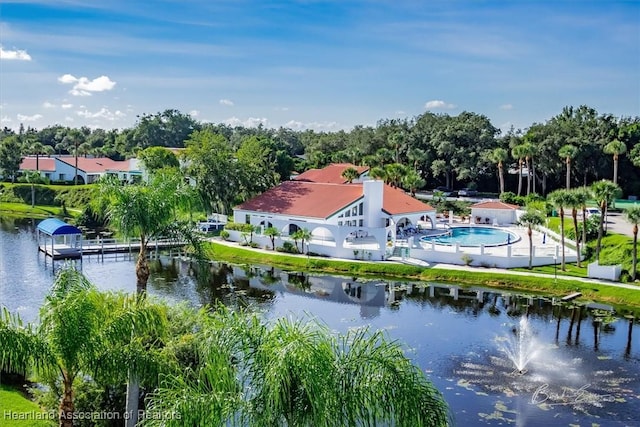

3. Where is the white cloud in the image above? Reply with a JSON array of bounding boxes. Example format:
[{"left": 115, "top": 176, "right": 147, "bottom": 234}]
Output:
[
  {"left": 17, "top": 113, "right": 43, "bottom": 122},
  {"left": 219, "top": 99, "right": 234, "bottom": 106},
  {"left": 61, "top": 103, "right": 74, "bottom": 109},
  {"left": 58, "top": 74, "right": 116, "bottom": 96},
  {"left": 275, "top": 106, "right": 289, "bottom": 112},
  {"left": 424, "top": 100, "right": 456, "bottom": 110},
  {"left": 500, "top": 104, "right": 514, "bottom": 110},
  {"left": 76, "top": 107, "right": 125, "bottom": 121},
  {"left": 43, "top": 101, "right": 56, "bottom": 108},
  {"left": 1, "top": 116, "right": 12, "bottom": 124},
  {"left": 65, "top": 116, "right": 74, "bottom": 122},
  {"left": 0, "top": 46, "right": 32, "bottom": 61},
  {"left": 189, "top": 109, "right": 200, "bottom": 117},
  {"left": 284, "top": 120, "right": 340, "bottom": 131},
  {"left": 224, "top": 116, "right": 269, "bottom": 128},
  {"left": 395, "top": 110, "right": 406, "bottom": 115}
]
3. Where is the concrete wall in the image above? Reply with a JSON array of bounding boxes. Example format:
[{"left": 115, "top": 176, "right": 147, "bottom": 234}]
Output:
[{"left": 587, "top": 262, "right": 621, "bottom": 281}]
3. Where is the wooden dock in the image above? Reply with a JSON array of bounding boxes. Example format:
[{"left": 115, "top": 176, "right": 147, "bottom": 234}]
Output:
[{"left": 39, "top": 238, "right": 186, "bottom": 260}]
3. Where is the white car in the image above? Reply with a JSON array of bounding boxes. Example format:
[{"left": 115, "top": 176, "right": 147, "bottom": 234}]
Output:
[{"left": 585, "top": 207, "right": 601, "bottom": 218}]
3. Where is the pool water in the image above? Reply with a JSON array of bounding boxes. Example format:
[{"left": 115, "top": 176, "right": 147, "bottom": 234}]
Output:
[{"left": 420, "top": 226, "right": 518, "bottom": 247}]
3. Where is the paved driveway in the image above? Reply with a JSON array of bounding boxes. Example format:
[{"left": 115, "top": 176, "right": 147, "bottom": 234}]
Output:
[{"left": 605, "top": 211, "right": 634, "bottom": 237}]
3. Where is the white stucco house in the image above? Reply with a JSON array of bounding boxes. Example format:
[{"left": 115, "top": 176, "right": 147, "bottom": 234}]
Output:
[
  {"left": 20, "top": 156, "right": 142, "bottom": 184},
  {"left": 230, "top": 164, "right": 436, "bottom": 260},
  {"left": 470, "top": 201, "right": 521, "bottom": 225}
]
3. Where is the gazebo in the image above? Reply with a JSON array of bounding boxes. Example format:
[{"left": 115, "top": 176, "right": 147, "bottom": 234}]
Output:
[{"left": 37, "top": 218, "right": 83, "bottom": 260}]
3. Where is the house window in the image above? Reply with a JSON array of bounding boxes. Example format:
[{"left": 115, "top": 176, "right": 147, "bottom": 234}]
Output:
[
  {"left": 45, "top": 173, "right": 51, "bottom": 179},
  {"left": 359, "top": 202, "right": 363, "bottom": 215},
  {"left": 352, "top": 207, "right": 357, "bottom": 216},
  {"left": 338, "top": 221, "right": 342, "bottom": 226},
  {"left": 339, "top": 213, "right": 343, "bottom": 218},
  {"left": 345, "top": 210, "right": 351, "bottom": 217},
  {"left": 59, "top": 174, "right": 66, "bottom": 181},
  {"left": 359, "top": 219, "right": 364, "bottom": 227},
  {"left": 245, "top": 214, "right": 250, "bottom": 224}
]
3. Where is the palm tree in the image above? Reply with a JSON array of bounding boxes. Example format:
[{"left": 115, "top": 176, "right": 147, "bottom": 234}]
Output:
[
  {"left": 142, "top": 308, "right": 451, "bottom": 427},
  {"left": 96, "top": 171, "right": 200, "bottom": 294},
  {"left": 62, "top": 129, "right": 84, "bottom": 185},
  {"left": 369, "top": 166, "right": 388, "bottom": 183},
  {"left": 559, "top": 144, "right": 578, "bottom": 190},
  {"left": 512, "top": 144, "right": 527, "bottom": 196},
  {"left": 341, "top": 166, "right": 360, "bottom": 183},
  {"left": 23, "top": 170, "right": 41, "bottom": 208},
  {"left": 575, "top": 186, "right": 591, "bottom": 248},
  {"left": 591, "top": 180, "right": 622, "bottom": 262},
  {"left": 0, "top": 268, "right": 165, "bottom": 427},
  {"left": 603, "top": 139, "right": 627, "bottom": 185},
  {"left": 264, "top": 226, "right": 281, "bottom": 250},
  {"left": 518, "top": 206, "right": 545, "bottom": 270},
  {"left": 626, "top": 205, "right": 640, "bottom": 281},
  {"left": 548, "top": 189, "right": 572, "bottom": 271},
  {"left": 566, "top": 189, "right": 584, "bottom": 267},
  {"left": 522, "top": 142, "right": 536, "bottom": 195},
  {"left": 402, "top": 170, "right": 426, "bottom": 197},
  {"left": 292, "top": 228, "right": 312, "bottom": 254},
  {"left": 385, "top": 163, "right": 407, "bottom": 188},
  {"left": 489, "top": 147, "right": 508, "bottom": 194}
]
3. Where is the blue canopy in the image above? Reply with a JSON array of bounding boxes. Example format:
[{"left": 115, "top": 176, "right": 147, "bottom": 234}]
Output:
[{"left": 37, "top": 218, "right": 82, "bottom": 236}]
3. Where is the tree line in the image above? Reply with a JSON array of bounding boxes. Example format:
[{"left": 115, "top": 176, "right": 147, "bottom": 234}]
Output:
[{"left": 2, "top": 105, "right": 639, "bottom": 198}]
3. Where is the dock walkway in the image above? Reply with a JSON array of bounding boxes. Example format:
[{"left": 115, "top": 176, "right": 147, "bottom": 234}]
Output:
[{"left": 39, "top": 238, "right": 185, "bottom": 260}]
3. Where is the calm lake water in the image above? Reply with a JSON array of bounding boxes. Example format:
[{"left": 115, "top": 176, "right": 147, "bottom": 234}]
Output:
[{"left": 1, "top": 217, "right": 639, "bottom": 426}]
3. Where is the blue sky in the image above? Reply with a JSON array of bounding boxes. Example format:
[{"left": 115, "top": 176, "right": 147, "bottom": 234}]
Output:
[{"left": 1, "top": 0, "right": 638, "bottom": 133}]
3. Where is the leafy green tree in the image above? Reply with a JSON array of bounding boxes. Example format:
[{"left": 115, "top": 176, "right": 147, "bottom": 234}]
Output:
[
  {"left": 264, "top": 226, "right": 281, "bottom": 250},
  {"left": 559, "top": 144, "right": 578, "bottom": 189},
  {"left": 23, "top": 170, "right": 42, "bottom": 207},
  {"left": 341, "top": 166, "right": 360, "bottom": 183},
  {"left": 132, "top": 109, "right": 200, "bottom": 149},
  {"left": 184, "top": 129, "right": 238, "bottom": 214},
  {"left": 369, "top": 166, "right": 388, "bottom": 183},
  {"left": 0, "top": 135, "right": 23, "bottom": 182},
  {"left": 385, "top": 163, "right": 407, "bottom": 188},
  {"left": 518, "top": 205, "right": 545, "bottom": 270},
  {"left": 625, "top": 205, "right": 640, "bottom": 281},
  {"left": 0, "top": 268, "right": 165, "bottom": 427},
  {"left": 591, "top": 180, "right": 622, "bottom": 261},
  {"left": 236, "top": 135, "right": 280, "bottom": 200},
  {"left": 489, "top": 147, "right": 508, "bottom": 194},
  {"left": 548, "top": 189, "right": 572, "bottom": 270},
  {"left": 603, "top": 139, "right": 626, "bottom": 185},
  {"left": 574, "top": 186, "right": 592, "bottom": 248},
  {"left": 291, "top": 228, "right": 312, "bottom": 253},
  {"left": 142, "top": 308, "right": 451, "bottom": 427},
  {"left": 139, "top": 146, "right": 180, "bottom": 174}
]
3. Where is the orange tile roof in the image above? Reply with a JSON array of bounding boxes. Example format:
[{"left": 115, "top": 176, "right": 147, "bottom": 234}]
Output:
[
  {"left": 57, "top": 157, "right": 132, "bottom": 173},
  {"left": 236, "top": 181, "right": 363, "bottom": 218},
  {"left": 295, "top": 163, "right": 370, "bottom": 184},
  {"left": 383, "top": 185, "right": 434, "bottom": 214},
  {"left": 471, "top": 201, "right": 520, "bottom": 210},
  {"left": 20, "top": 157, "right": 56, "bottom": 171},
  {"left": 236, "top": 181, "right": 434, "bottom": 219}
]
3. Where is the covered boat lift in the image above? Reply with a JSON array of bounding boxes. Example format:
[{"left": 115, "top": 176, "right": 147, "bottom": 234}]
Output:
[{"left": 37, "top": 218, "right": 83, "bottom": 260}]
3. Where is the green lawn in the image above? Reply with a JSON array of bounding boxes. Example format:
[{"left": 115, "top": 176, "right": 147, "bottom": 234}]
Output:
[
  {"left": 0, "top": 384, "right": 53, "bottom": 427},
  {"left": 0, "top": 202, "right": 80, "bottom": 219}
]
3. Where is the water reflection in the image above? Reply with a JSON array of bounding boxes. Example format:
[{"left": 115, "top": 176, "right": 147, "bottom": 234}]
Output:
[{"left": 1, "top": 221, "right": 639, "bottom": 426}]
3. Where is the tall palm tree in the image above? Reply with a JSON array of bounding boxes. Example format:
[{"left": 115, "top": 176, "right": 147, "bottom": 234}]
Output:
[
  {"left": 0, "top": 268, "right": 165, "bottom": 427},
  {"left": 518, "top": 206, "right": 545, "bottom": 270},
  {"left": 522, "top": 142, "right": 536, "bottom": 195},
  {"left": 369, "top": 166, "right": 388, "bottom": 183},
  {"left": 62, "top": 129, "right": 84, "bottom": 185},
  {"left": 548, "top": 189, "right": 572, "bottom": 271},
  {"left": 143, "top": 308, "right": 451, "bottom": 427},
  {"left": 626, "top": 205, "right": 640, "bottom": 281},
  {"left": 292, "top": 228, "right": 312, "bottom": 254},
  {"left": 559, "top": 144, "right": 578, "bottom": 190},
  {"left": 575, "top": 186, "right": 591, "bottom": 248},
  {"left": 603, "top": 139, "right": 627, "bottom": 185},
  {"left": 591, "top": 180, "right": 622, "bottom": 262},
  {"left": 489, "top": 147, "right": 508, "bottom": 194},
  {"left": 385, "top": 163, "right": 407, "bottom": 188},
  {"left": 566, "top": 189, "right": 584, "bottom": 267},
  {"left": 512, "top": 144, "right": 527, "bottom": 196}
]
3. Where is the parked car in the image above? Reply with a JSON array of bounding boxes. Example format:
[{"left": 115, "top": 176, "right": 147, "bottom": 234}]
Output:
[
  {"left": 458, "top": 188, "right": 478, "bottom": 197},
  {"left": 585, "top": 207, "right": 601, "bottom": 218}
]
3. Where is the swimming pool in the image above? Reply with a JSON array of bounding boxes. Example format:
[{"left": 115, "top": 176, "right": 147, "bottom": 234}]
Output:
[{"left": 420, "top": 226, "right": 519, "bottom": 247}]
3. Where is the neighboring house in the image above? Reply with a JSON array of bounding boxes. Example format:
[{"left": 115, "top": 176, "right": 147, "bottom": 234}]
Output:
[
  {"left": 470, "top": 201, "right": 521, "bottom": 225},
  {"left": 19, "top": 156, "right": 142, "bottom": 184},
  {"left": 231, "top": 164, "right": 436, "bottom": 260}
]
